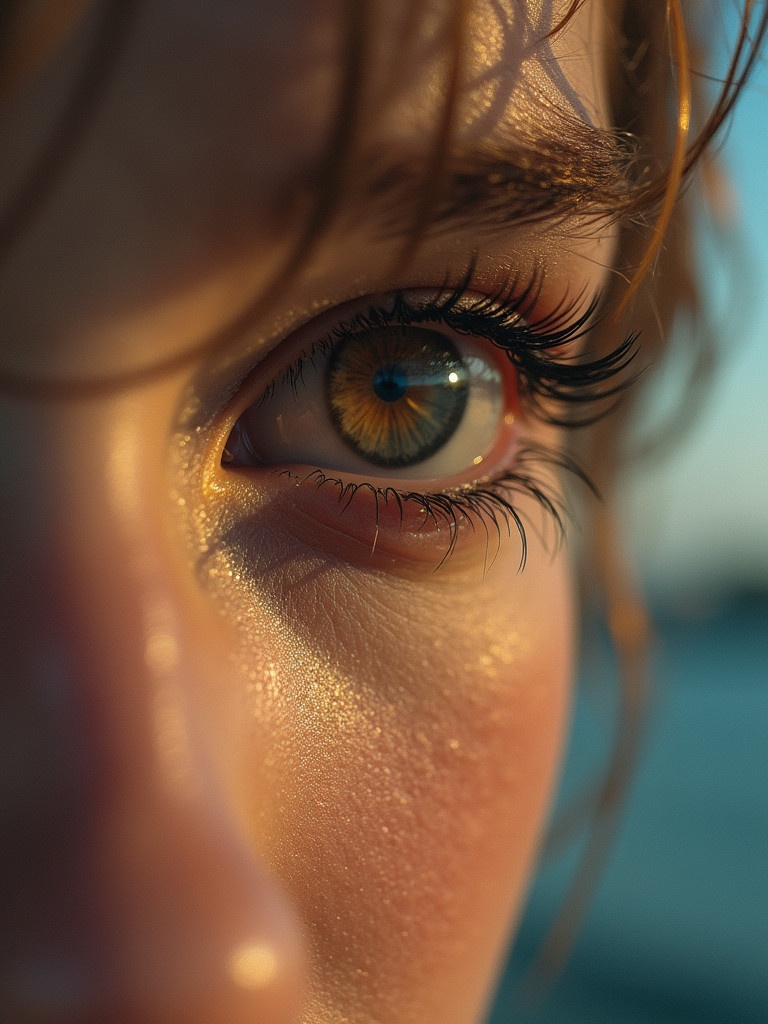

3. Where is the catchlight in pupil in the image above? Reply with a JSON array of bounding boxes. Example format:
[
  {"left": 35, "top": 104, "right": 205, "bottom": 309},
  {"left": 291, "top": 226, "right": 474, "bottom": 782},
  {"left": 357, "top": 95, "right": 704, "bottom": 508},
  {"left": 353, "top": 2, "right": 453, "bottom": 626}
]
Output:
[{"left": 326, "top": 328, "right": 469, "bottom": 468}]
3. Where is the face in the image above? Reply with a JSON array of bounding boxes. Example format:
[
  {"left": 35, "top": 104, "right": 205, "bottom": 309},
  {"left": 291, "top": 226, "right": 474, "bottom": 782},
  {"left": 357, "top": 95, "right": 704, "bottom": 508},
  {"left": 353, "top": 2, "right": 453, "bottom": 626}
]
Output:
[{"left": 0, "top": 1, "right": 617, "bottom": 1021}]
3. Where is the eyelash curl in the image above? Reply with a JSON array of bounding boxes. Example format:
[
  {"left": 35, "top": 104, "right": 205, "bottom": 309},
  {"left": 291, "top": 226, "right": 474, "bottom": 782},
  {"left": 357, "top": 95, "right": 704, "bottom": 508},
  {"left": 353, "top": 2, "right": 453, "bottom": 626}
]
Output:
[{"left": 237, "top": 267, "right": 639, "bottom": 571}]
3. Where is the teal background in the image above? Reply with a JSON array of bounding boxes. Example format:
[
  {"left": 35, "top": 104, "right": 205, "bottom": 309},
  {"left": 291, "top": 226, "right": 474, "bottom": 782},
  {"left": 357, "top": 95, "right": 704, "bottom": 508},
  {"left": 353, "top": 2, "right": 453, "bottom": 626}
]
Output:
[
  {"left": 489, "top": 20, "right": 768, "bottom": 1024},
  {"left": 490, "top": 597, "right": 768, "bottom": 1024}
]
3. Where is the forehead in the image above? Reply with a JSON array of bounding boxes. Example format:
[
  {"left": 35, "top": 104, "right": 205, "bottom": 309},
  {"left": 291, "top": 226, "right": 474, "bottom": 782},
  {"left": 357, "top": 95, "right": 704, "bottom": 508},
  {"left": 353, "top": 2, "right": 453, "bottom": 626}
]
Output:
[
  {"left": 0, "top": 0, "right": 608, "bottom": 381},
  {"left": 108, "top": 0, "right": 607, "bottom": 145}
]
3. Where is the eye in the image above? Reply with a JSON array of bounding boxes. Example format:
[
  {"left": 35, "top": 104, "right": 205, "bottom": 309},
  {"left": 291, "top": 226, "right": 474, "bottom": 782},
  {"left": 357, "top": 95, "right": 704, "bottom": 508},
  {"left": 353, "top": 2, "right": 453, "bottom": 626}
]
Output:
[
  {"left": 223, "top": 314, "right": 516, "bottom": 485},
  {"left": 213, "top": 281, "right": 633, "bottom": 572}
]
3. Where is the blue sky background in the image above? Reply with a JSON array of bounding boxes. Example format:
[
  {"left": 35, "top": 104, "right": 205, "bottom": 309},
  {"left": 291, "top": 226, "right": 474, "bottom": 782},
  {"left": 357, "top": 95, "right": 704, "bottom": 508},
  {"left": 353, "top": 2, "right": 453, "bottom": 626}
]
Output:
[{"left": 619, "top": 31, "right": 768, "bottom": 602}]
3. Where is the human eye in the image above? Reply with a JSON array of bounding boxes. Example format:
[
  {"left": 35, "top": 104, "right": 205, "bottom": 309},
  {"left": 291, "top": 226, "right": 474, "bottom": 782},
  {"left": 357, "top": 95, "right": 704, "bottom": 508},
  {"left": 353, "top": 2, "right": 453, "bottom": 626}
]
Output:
[
  {"left": 217, "top": 272, "right": 636, "bottom": 572},
  {"left": 223, "top": 304, "right": 512, "bottom": 483}
]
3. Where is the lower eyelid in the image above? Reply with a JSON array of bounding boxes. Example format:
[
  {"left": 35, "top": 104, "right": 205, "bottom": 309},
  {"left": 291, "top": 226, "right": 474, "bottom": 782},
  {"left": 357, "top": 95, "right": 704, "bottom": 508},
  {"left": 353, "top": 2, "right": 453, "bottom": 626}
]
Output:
[
  {"left": 226, "top": 466, "right": 506, "bottom": 577},
  {"left": 219, "top": 432, "right": 564, "bottom": 580},
  {"left": 212, "top": 381, "right": 581, "bottom": 576}
]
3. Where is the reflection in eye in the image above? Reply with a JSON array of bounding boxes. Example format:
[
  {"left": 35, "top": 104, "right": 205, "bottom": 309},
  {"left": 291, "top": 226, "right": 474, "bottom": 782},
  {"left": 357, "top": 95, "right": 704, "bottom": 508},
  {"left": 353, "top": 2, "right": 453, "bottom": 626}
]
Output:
[
  {"left": 327, "top": 327, "right": 470, "bottom": 468},
  {"left": 225, "top": 322, "right": 507, "bottom": 482},
  {"left": 220, "top": 280, "right": 636, "bottom": 567}
]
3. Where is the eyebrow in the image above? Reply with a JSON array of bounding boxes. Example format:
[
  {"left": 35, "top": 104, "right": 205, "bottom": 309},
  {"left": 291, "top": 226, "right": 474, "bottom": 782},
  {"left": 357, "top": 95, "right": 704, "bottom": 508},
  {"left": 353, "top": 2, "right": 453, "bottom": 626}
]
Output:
[{"left": 349, "top": 116, "right": 633, "bottom": 240}]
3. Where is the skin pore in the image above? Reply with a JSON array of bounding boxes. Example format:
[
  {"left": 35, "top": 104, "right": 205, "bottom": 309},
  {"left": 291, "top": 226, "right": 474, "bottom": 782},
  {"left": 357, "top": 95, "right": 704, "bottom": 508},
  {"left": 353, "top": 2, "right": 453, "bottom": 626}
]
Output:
[{"left": 0, "top": 2, "right": 619, "bottom": 1022}]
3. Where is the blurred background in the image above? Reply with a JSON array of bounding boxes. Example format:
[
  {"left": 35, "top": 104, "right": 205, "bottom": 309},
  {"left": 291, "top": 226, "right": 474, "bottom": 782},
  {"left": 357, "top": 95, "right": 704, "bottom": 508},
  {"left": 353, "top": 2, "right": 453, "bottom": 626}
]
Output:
[{"left": 490, "top": 15, "right": 768, "bottom": 1024}]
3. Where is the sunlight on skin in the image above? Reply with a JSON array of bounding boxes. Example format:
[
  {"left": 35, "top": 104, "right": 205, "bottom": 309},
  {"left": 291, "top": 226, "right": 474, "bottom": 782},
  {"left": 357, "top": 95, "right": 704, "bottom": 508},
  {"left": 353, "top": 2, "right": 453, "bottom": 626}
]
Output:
[{"left": 0, "top": 2, "right": 619, "bottom": 1022}]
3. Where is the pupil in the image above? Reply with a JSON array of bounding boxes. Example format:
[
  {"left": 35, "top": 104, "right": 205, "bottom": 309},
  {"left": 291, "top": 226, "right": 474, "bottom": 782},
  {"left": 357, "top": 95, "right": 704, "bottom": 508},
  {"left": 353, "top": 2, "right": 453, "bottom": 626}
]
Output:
[{"left": 373, "top": 365, "right": 407, "bottom": 403}]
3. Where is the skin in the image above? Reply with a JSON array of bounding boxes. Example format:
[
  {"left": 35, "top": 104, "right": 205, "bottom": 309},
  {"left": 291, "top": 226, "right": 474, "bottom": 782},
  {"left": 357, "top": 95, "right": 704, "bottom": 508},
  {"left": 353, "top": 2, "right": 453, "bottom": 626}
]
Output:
[{"left": 0, "top": 1, "right": 616, "bottom": 1021}]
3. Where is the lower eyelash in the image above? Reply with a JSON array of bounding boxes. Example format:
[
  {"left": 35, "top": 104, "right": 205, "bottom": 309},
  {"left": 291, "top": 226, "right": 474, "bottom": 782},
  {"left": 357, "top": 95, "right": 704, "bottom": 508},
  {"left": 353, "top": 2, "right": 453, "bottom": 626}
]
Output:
[{"left": 275, "top": 442, "right": 597, "bottom": 573}]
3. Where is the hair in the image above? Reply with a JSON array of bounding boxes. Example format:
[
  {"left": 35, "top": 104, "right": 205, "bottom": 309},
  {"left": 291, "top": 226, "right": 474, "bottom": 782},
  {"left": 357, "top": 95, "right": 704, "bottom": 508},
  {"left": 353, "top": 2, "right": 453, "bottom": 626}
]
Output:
[{"left": 1, "top": 0, "right": 766, "bottom": 984}]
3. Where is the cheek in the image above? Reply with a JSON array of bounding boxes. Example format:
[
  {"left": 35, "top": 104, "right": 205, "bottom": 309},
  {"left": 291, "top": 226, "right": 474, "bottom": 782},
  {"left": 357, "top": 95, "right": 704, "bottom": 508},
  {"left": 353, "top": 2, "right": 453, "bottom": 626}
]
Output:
[{"left": 207, "top": 536, "right": 574, "bottom": 1024}]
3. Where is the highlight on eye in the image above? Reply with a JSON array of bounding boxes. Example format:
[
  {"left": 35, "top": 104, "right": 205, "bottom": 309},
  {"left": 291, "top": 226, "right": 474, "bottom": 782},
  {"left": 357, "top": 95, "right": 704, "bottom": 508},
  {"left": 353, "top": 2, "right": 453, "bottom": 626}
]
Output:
[
  {"left": 327, "top": 327, "right": 469, "bottom": 468},
  {"left": 219, "top": 275, "right": 636, "bottom": 569}
]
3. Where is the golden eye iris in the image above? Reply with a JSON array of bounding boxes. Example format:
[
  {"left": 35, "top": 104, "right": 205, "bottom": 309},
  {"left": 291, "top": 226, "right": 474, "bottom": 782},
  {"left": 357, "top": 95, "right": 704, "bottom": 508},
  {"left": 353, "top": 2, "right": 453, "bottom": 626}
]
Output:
[{"left": 326, "top": 328, "right": 469, "bottom": 468}]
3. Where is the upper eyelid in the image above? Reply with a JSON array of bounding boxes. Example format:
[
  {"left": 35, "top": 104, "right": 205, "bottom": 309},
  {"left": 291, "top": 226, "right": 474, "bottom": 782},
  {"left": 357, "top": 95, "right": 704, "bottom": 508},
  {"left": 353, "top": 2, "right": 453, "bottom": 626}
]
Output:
[
  {"left": 206, "top": 281, "right": 529, "bottom": 428},
  {"left": 174, "top": 261, "right": 618, "bottom": 439},
  {"left": 218, "top": 276, "right": 632, "bottom": 441}
]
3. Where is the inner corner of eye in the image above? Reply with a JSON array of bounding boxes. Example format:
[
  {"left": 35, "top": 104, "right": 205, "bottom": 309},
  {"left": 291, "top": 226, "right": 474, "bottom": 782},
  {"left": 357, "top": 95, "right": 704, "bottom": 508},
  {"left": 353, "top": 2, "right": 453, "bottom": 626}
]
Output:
[{"left": 221, "top": 416, "right": 261, "bottom": 468}]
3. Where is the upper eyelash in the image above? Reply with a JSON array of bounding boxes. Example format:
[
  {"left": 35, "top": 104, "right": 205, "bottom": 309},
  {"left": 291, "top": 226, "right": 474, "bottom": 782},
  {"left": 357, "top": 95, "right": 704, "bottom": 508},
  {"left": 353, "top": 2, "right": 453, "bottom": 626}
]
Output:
[
  {"left": 261, "top": 266, "right": 638, "bottom": 428},
  {"left": 229, "top": 268, "right": 636, "bottom": 569}
]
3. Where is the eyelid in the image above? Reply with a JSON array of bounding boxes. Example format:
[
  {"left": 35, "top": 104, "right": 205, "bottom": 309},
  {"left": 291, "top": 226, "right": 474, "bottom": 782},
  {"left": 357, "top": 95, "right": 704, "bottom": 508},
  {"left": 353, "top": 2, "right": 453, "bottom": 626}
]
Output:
[
  {"left": 212, "top": 278, "right": 542, "bottom": 432},
  {"left": 176, "top": 259, "right": 575, "bottom": 438},
  {"left": 198, "top": 273, "right": 634, "bottom": 574},
  {"left": 208, "top": 269, "right": 633, "bottom": 465}
]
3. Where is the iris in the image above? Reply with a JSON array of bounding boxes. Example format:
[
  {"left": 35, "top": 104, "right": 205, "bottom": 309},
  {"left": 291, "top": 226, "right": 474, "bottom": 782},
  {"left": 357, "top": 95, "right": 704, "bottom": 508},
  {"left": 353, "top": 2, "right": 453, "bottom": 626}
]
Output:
[{"left": 326, "top": 328, "right": 469, "bottom": 468}]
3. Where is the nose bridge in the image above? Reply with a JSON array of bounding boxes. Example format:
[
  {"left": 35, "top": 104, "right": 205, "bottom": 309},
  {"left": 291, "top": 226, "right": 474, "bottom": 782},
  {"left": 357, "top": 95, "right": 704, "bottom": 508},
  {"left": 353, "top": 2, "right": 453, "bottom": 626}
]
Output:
[
  {"left": 15, "top": 394, "right": 204, "bottom": 811},
  {"left": 47, "top": 470, "right": 200, "bottom": 812},
  {"left": 0, "top": 397, "right": 304, "bottom": 1022}
]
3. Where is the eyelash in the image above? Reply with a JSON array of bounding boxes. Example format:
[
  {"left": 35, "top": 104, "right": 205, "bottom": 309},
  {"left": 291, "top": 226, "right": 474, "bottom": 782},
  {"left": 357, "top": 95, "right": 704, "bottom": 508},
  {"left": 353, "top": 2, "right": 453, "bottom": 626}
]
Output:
[
  {"left": 227, "top": 268, "right": 637, "bottom": 570},
  {"left": 273, "top": 443, "right": 597, "bottom": 572}
]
